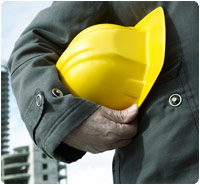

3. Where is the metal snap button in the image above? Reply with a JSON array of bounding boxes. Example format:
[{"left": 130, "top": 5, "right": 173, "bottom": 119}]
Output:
[
  {"left": 36, "top": 94, "right": 42, "bottom": 107},
  {"left": 52, "top": 88, "right": 63, "bottom": 97},
  {"left": 169, "top": 94, "right": 182, "bottom": 107}
]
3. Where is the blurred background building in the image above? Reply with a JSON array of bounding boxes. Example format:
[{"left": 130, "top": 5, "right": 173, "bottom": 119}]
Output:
[
  {"left": 1, "top": 144, "right": 67, "bottom": 184},
  {"left": 1, "top": 64, "right": 67, "bottom": 184},
  {"left": 1, "top": 65, "right": 10, "bottom": 155}
]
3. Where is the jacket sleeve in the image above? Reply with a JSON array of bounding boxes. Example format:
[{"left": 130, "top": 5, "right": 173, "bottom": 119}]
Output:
[{"left": 7, "top": 2, "right": 108, "bottom": 163}]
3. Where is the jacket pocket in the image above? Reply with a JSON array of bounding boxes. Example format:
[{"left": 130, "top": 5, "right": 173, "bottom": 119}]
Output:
[{"left": 22, "top": 89, "right": 44, "bottom": 144}]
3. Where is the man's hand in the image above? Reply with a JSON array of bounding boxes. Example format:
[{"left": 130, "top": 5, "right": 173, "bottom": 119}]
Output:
[{"left": 63, "top": 104, "right": 139, "bottom": 154}]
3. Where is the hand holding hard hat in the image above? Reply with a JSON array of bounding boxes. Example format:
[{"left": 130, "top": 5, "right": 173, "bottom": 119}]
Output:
[{"left": 63, "top": 104, "right": 139, "bottom": 153}]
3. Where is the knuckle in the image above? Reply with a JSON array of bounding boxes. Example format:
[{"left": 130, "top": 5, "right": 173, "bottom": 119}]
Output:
[
  {"left": 114, "top": 123, "right": 125, "bottom": 137},
  {"left": 105, "top": 134, "right": 117, "bottom": 144},
  {"left": 104, "top": 128, "right": 118, "bottom": 144}
]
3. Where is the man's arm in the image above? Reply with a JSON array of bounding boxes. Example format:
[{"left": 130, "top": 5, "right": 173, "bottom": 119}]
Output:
[{"left": 8, "top": 2, "right": 108, "bottom": 163}]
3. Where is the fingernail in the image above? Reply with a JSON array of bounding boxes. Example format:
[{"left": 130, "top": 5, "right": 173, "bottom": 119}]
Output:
[{"left": 128, "top": 104, "right": 138, "bottom": 113}]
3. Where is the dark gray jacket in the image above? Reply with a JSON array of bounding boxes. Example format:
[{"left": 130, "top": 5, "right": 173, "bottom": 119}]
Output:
[{"left": 8, "top": 1, "right": 198, "bottom": 184}]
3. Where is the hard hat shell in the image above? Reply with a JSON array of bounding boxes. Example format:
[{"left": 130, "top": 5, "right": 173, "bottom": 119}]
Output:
[{"left": 56, "top": 7, "right": 166, "bottom": 110}]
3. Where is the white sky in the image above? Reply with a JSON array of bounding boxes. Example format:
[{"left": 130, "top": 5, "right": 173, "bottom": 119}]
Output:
[{"left": 1, "top": 1, "right": 114, "bottom": 184}]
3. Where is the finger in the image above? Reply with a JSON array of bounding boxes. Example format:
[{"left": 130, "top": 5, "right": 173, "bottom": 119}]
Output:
[
  {"left": 102, "top": 104, "right": 139, "bottom": 124},
  {"left": 112, "top": 120, "right": 138, "bottom": 139}
]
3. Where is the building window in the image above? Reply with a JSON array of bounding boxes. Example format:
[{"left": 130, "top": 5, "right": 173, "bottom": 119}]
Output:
[
  {"left": 42, "top": 153, "right": 47, "bottom": 158},
  {"left": 42, "top": 163, "right": 48, "bottom": 169},
  {"left": 43, "top": 175, "right": 48, "bottom": 181}
]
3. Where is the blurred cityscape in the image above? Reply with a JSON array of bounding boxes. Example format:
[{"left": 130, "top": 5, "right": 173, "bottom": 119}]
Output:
[{"left": 1, "top": 64, "right": 67, "bottom": 184}]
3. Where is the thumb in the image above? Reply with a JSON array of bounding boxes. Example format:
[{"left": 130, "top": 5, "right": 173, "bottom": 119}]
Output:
[{"left": 102, "top": 104, "right": 139, "bottom": 124}]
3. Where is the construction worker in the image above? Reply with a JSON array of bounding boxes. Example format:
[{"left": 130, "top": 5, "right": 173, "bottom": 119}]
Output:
[{"left": 8, "top": 2, "right": 198, "bottom": 183}]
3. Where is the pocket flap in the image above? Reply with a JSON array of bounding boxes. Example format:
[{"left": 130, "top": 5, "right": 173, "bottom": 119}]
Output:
[{"left": 22, "top": 89, "right": 44, "bottom": 143}]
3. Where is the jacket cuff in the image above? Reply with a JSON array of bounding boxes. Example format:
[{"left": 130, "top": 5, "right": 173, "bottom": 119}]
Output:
[
  {"left": 54, "top": 142, "right": 86, "bottom": 163},
  {"left": 38, "top": 95, "right": 100, "bottom": 162}
]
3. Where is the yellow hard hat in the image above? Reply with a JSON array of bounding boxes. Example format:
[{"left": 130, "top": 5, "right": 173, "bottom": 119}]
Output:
[{"left": 56, "top": 7, "right": 165, "bottom": 110}]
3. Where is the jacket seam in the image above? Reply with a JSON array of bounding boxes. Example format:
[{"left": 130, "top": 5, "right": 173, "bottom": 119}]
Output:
[
  {"left": 178, "top": 72, "right": 199, "bottom": 132},
  {"left": 11, "top": 54, "right": 42, "bottom": 76},
  {"left": 22, "top": 94, "right": 35, "bottom": 121}
]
